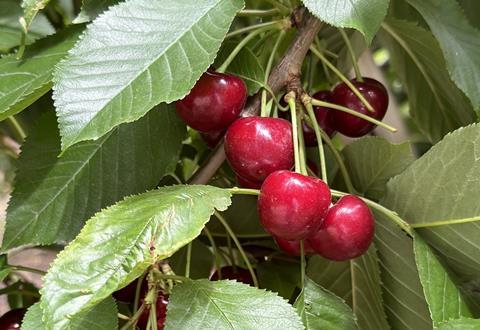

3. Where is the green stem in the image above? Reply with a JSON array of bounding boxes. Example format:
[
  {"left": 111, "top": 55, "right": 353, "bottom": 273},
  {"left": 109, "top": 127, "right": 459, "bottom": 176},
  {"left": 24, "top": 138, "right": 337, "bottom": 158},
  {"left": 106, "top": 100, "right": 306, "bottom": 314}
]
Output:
[
  {"left": 331, "top": 189, "right": 413, "bottom": 236},
  {"left": 309, "top": 46, "right": 375, "bottom": 113},
  {"left": 117, "top": 313, "right": 130, "bottom": 321},
  {"left": 149, "top": 296, "right": 158, "bottom": 330},
  {"left": 185, "top": 242, "right": 192, "bottom": 278},
  {"left": 238, "top": 9, "right": 280, "bottom": 17},
  {"left": 214, "top": 211, "right": 259, "bottom": 287},
  {"left": 7, "top": 116, "right": 26, "bottom": 141},
  {"left": 260, "top": 90, "right": 268, "bottom": 117},
  {"left": 311, "top": 98, "right": 397, "bottom": 133},
  {"left": 228, "top": 187, "right": 260, "bottom": 196},
  {"left": 133, "top": 272, "right": 147, "bottom": 313},
  {"left": 152, "top": 272, "right": 191, "bottom": 283},
  {"left": 411, "top": 216, "right": 480, "bottom": 229},
  {"left": 339, "top": 29, "right": 362, "bottom": 82},
  {"left": 225, "top": 21, "right": 279, "bottom": 39},
  {"left": 263, "top": 0, "right": 290, "bottom": 13},
  {"left": 303, "top": 101, "right": 327, "bottom": 182},
  {"left": 10, "top": 265, "right": 46, "bottom": 275},
  {"left": 288, "top": 95, "right": 301, "bottom": 174},
  {"left": 297, "top": 111, "right": 308, "bottom": 176},
  {"left": 0, "top": 290, "right": 40, "bottom": 298},
  {"left": 300, "top": 240, "right": 305, "bottom": 288},
  {"left": 203, "top": 227, "right": 222, "bottom": 278},
  {"left": 204, "top": 232, "right": 271, "bottom": 239},
  {"left": 264, "top": 30, "right": 286, "bottom": 82},
  {"left": 120, "top": 303, "right": 145, "bottom": 330}
]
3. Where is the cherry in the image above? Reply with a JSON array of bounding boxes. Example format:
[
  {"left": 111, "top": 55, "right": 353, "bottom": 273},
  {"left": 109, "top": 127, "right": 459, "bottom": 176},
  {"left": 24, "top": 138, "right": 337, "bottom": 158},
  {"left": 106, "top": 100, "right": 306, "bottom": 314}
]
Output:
[
  {"left": 224, "top": 117, "right": 294, "bottom": 182},
  {"left": 312, "top": 90, "right": 336, "bottom": 138},
  {"left": 175, "top": 70, "right": 247, "bottom": 132},
  {"left": 200, "top": 130, "right": 224, "bottom": 148},
  {"left": 330, "top": 78, "right": 388, "bottom": 137},
  {"left": 308, "top": 195, "right": 374, "bottom": 261},
  {"left": 258, "top": 170, "right": 331, "bottom": 240},
  {"left": 210, "top": 266, "right": 254, "bottom": 286},
  {"left": 236, "top": 174, "right": 262, "bottom": 189},
  {"left": 0, "top": 308, "right": 26, "bottom": 330},
  {"left": 112, "top": 278, "right": 148, "bottom": 303},
  {"left": 278, "top": 108, "right": 317, "bottom": 147},
  {"left": 274, "top": 237, "right": 315, "bottom": 257},
  {"left": 137, "top": 293, "right": 169, "bottom": 330}
]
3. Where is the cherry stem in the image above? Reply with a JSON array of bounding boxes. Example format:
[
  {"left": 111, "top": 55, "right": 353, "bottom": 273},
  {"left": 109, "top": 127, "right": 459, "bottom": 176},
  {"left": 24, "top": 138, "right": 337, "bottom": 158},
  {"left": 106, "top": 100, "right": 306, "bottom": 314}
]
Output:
[
  {"left": 411, "top": 216, "right": 480, "bottom": 229},
  {"left": 148, "top": 292, "right": 158, "bottom": 330},
  {"left": 152, "top": 270, "right": 191, "bottom": 283},
  {"left": 225, "top": 20, "right": 280, "bottom": 39},
  {"left": 7, "top": 116, "right": 26, "bottom": 141},
  {"left": 120, "top": 303, "right": 146, "bottom": 330},
  {"left": 117, "top": 313, "right": 130, "bottom": 321},
  {"left": 263, "top": 0, "right": 291, "bottom": 14},
  {"left": 265, "top": 30, "right": 286, "bottom": 82},
  {"left": 214, "top": 211, "right": 259, "bottom": 287},
  {"left": 311, "top": 98, "right": 397, "bottom": 133},
  {"left": 300, "top": 240, "right": 305, "bottom": 289},
  {"left": 260, "top": 90, "right": 268, "bottom": 117},
  {"left": 303, "top": 100, "right": 328, "bottom": 182},
  {"left": 287, "top": 94, "right": 302, "bottom": 174},
  {"left": 185, "top": 242, "right": 192, "bottom": 278},
  {"left": 238, "top": 8, "right": 280, "bottom": 17},
  {"left": 203, "top": 227, "right": 223, "bottom": 278},
  {"left": 331, "top": 189, "right": 413, "bottom": 236},
  {"left": 133, "top": 272, "right": 147, "bottom": 313},
  {"left": 226, "top": 234, "right": 237, "bottom": 273},
  {"left": 296, "top": 111, "right": 308, "bottom": 176},
  {"left": 339, "top": 29, "right": 363, "bottom": 82},
  {"left": 10, "top": 264, "right": 46, "bottom": 275},
  {"left": 228, "top": 187, "right": 260, "bottom": 195},
  {"left": 309, "top": 45, "right": 375, "bottom": 113}
]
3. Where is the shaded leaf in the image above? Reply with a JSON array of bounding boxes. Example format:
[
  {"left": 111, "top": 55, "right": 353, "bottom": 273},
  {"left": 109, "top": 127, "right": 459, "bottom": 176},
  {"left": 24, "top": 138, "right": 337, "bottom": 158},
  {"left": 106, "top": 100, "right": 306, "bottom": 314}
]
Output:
[
  {"left": 53, "top": 0, "right": 244, "bottom": 151},
  {"left": 165, "top": 279, "right": 303, "bottom": 329},
  {"left": 22, "top": 298, "right": 118, "bottom": 330},
  {"left": 257, "top": 260, "right": 300, "bottom": 300},
  {"left": 21, "top": 0, "right": 51, "bottom": 31},
  {"left": 437, "top": 318, "right": 480, "bottom": 330},
  {"left": 406, "top": 0, "right": 480, "bottom": 110},
  {"left": 2, "top": 104, "right": 185, "bottom": 251},
  {"left": 301, "top": 0, "right": 389, "bottom": 43},
  {"left": 73, "top": 0, "right": 120, "bottom": 23},
  {"left": 413, "top": 233, "right": 473, "bottom": 326},
  {"left": 39, "top": 185, "right": 231, "bottom": 329},
  {"left": 294, "top": 277, "right": 358, "bottom": 329},
  {"left": 379, "top": 19, "right": 476, "bottom": 142},
  {"left": 169, "top": 239, "right": 213, "bottom": 280},
  {"left": 0, "top": 25, "right": 83, "bottom": 120}
]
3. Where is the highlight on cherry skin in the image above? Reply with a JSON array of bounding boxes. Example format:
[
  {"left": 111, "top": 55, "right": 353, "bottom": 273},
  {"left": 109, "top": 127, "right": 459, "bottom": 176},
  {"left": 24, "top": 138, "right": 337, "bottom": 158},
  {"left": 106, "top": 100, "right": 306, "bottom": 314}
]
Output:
[
  {"left": 0, "top": 308, "right": 26, "bottom": 330},
  {"left": 258, "top": 170, "right": 331, "bottom": 241},
  {"left": 308, "top": 195, "right": 375, "bottom": 261},
  {"left": 330, "top": 77, "right": 388, "bottom": 137},
  {"left": 224, "top": 117, "right": 294, "bottom": 183},
  {"left": 175, "top": 70, "right": 247, "bottom": 132}
]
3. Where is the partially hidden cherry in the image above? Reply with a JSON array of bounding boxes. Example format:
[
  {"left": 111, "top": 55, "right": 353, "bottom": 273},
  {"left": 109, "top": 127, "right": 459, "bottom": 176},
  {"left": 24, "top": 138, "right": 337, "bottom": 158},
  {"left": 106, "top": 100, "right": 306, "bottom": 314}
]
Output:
[
  {"left": 175, "top": 71, "right": 247, "bottom": 132},
  {"left": 330, "top": 78, "right": 388, "bottom": 137},
  {"left": 308, "top": 195, "right": 374, "bottom": 261},
  {"left": 236, "top": 174, "right": 262, "bottom": 189},
  {"left": 112, "top": 278, "right": 148, "bottom": 303},
  {"left": 224, "top": 117, "right": 294, "bottom": 182},
  {"left": 137, "top": 293, "right": 169, "bottom": 330},
  {"left": 200, "top": 130, "right": 224, "bottom": 149},
  {"left": 210, "top": 266, "right": 254, "bottom": 286},
  {"left": 312, "top": 90, "right": 336, "bottom": 138},
  {"left": 0, "top": 308, "right": 26, "bottom": 330},
  {"left": 274, "top": 237, "right": 315, "bottom": 257},
  {"left": 258, "top": 170, "right": 331, "bottom": 240}
]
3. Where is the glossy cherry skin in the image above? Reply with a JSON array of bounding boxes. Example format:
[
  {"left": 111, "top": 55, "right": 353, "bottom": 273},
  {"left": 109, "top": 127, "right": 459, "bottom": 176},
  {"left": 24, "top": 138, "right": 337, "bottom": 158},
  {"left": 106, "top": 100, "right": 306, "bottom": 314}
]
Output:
[
  {"left": 274, "top": 237, "right": 315, "bottom": 257},
  {"left": 258, "top": 171, "right": 331, "bottom": 240},
  {"left": 308, "top": 195, "right": 374, "bottom": 261},
  {"left": 175, "top": 71, "right": 247, "bottom": 132},
  {"left": 224, "top": 117, "right": 294, "bottom": 182},
  {"left": 312, "top": 90, "right": 336, "bottom": 138},
  {"left": 200, "top": 130, "right": 224, "bottom": 148},
  {"left": 137, "top": 293, "right": 169, "bottom": 330},
  {"left": 210, "top": 266, "right": 254, "bottom": 285},
  {"left": 330, "top": 78, "right": 388, "bottom": 137},
  {"left": 236, "top": 174, "right": 262, "bottom": 189},
  {"left": 0, "top": 308, "right": 26, "bottom": 330}
]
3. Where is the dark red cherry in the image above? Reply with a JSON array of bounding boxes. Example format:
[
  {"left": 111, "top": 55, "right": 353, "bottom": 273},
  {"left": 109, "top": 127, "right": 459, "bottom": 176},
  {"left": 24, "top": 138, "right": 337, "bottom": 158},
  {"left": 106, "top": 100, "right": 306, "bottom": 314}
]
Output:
[
  {"left": 236, "top": 174, "right": 262, "bottom": 189},
  {"left": 200, "top": 130, "right": 224, "bottom": 148},
  {"left": 330, "top": 78, "right": 388, "bottom": 137},
  {"left": 0, "top": 308, "right": 26, "bottom": 330},
  {"left": 210, "top": 266, "right": 254, "bottom": 285},
  {"left": 274, "top": 237, "right": 315, "bottom": 256},
  {"left": 258, "top": 170, "right": 331, "bottom": 240},
  {"left": 175, "top": 71, "right": 247, "bottom": 132},
  {"left": 137, "top": 293, "right": 169, "bottom": 330},
  {"left": 312, "top": 90, "right": 336, "bottom": 138},
  {"left": 224, "top": 117, "right": 294, "bottom": 182},
  {"left": 112, "top": 278, "right": 148, "bottom": 302},
  {"left": 308, "top": 195, "right": 374, "bottom": 261}
]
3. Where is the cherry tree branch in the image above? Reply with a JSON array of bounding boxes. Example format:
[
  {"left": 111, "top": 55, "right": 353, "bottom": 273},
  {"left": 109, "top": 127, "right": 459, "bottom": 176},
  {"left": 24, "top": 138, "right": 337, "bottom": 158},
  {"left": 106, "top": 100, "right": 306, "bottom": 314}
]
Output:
[{"left": 189, "top": 8, "right": 322, "bottom": 185}]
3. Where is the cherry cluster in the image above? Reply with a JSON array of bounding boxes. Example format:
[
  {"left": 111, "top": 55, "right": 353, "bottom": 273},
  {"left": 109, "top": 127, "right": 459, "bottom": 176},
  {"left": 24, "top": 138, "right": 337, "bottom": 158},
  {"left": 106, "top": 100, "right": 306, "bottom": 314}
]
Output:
[{"left": 176, "top": 69, "right": 388, "bottom": 261}]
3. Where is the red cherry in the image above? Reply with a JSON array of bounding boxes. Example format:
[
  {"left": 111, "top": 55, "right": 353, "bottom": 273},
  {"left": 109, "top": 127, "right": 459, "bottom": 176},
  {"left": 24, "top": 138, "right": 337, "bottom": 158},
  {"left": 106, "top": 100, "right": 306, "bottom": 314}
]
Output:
[
  {"left": 175, "top": 71, "right": 247, "bottom": 132},
  {"left": 200, "top": 130, "right": 224, "bottom": 148},
  {"left": 137, "top": 293, "right": 169, "bottom": 330},
  {"left": 224, "top": 117, "right": 294, "bottom": 182},
  {"left": 312, "top": 90, "right": 336, "bottom": 138},
  {"left": 0, "top": 308, "right": 26, "bottom": 330},
  {"left": 210, "top": 266, "right": 254, "bottom": 285},
  {"left": 330, "top": 78, "right": 388, "bottom": 137},
  {"left": 112, "top": 278, "right": 148, "bottom": 303},
  {"left": 258, "top": 171, "right": 331, "bottom": 240},
  {"left": 236, "top": 174, "right": 262, "bottom": 189},
  {"left": 308, "top": 195, "right": 374, "bottom": 261},
  {"left": 277, "top": 107, "right": 317, "bottom": 147},
  {"left": 274, "top": 237, "right": 315, "bottom": 256}
]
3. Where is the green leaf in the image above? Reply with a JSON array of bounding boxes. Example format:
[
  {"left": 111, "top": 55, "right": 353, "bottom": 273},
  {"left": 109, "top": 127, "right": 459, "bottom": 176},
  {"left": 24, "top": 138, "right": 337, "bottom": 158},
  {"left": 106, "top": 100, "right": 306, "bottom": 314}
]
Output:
[
  {"left": 301, "top": 0, "right": 389, "bottom": 43},
  {"left": 383, "top": 123, "right": 480, "bottom": 305},
  {"left": 257, "top": 260, "right": 300, "bottom": 300},
  {"left": 165, "top": 279, "right": 303, "bottom": 329},
  {"left": 406, "top": 0, "right": 480, "bottom": 110},
  {"left": 342, "top": 137, "right": 415, "bottom": 200},
  {"left": 215, "top": 43, "right": 265, "bottom": 95},
  {"left": 437, "top": 318, "right": 480, "bottom": 330},
  {"left": 22, "top": 298, "right": 118, "bottom": 330},
  {"left": 73, "top": 0, "right": 119, "bottom": 23},
  {"left": 0, "top": 0, "right": 54, "bottom": 52},
  {"left": 40, "top": 185, "right": 231, "bottom": 329},
  {"left": 0, "top": 25, "right": 83, "bottom": 120},
  {"left": 21, "top": 0, "right": 51, "bottom": 31},
  {"left": 53, "top": 0, "right": 244, "bottom": 151},
  {"left": 379, "top": 19, "right": 476, "bottom": 142},
  {"left": 294, "top": 277, "right": 358, "bottom": 329},
  {"left": 413, "top": 233, "right": 473, "bottom": 326},
  {"left": 169, "top": 239, "right": 213, "bottom": 280},
  {"left": 2, "top": 104, "right": 185, "bottom": 251}
]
